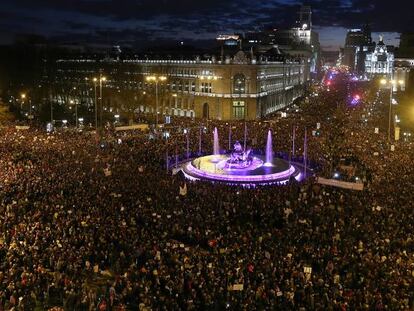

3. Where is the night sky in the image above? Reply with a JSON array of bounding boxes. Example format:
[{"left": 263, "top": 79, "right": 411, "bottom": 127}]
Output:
[{"left": 0, "top": 0, "right": 411, "bottom": 50}]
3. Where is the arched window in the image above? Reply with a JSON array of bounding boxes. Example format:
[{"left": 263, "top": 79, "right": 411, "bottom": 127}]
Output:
[{"left": 233, "top": 74, "right": 246, "bottom": 94}]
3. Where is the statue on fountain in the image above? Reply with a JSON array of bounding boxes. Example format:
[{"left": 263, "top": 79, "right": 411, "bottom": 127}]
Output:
[{"left": 226, "top": 141, "right": 253, "bottom": 169}]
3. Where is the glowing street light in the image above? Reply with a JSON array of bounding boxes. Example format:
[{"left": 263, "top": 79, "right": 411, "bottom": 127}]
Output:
[
  {"left": 99, "top": 76, "right": 106, "bottom": 130},
  {"left": 91, "top": 75, "right": 106, "bottom": 130},
  {"left": 92, "top": 78, "right": 98, "bottom": 129},
  {"left": 379, "top": 78, "right": 405, "bottom": 142},
  {"left": 145, "top": 75, "right": 167, "bottom": 128}
]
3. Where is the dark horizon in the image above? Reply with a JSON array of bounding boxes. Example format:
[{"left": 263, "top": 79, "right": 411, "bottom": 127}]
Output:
[{"left": 0, "top": 0, "right": 411, "bottom": 51}]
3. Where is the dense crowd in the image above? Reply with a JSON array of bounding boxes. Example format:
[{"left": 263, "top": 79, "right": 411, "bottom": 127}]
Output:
[{"left": 0, "top": 79, "right": 413, "bottom": 310}]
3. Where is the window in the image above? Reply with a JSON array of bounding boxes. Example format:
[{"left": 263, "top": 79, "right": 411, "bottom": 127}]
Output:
[
  {"left": 232, "top": 101, "right": 245, "bottom": 119},
  {"left": 233, "top": 74, "right": 246, "bottom": 94},
  {"left": 201, "top": 82, "right": 212, "bottom": 93},
  {"left": 191, "top": 82, "right": 196, "bottom": 92}
]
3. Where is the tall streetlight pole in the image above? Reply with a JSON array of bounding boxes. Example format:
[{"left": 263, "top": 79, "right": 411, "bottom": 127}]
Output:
[
  {"left": 93, "top": 78, "right": 98, "bottom": 129},
  {"left": 71, "top": 86, "right": 78, "bottom": 128},
  {"left": 380, "top": 78, "right": 404, "bottom": 142},
  {"left": 70, "top": 99, "right": 75, "bottom": 127},
  {"left": 20, "top": 93, "right": 26, "bottom": 116},
  {"left": 146, "top": 75, "right": 167, "bottom": 129},
  {"left": 75, "top": 100, "right": 78, "bottom": 128},
  {"left": 92, "top": 75, "right": 106, "bottom": 131},
  {"left": 50, "top": 98, "right": 53, "bottom": 124},
  {"left": 99, "top": 75, "right": 106, "bottom": 131}
]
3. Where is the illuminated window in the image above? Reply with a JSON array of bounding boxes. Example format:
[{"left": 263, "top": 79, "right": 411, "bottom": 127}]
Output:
[
  {"left": 232, "top": 101, "right": 245, "bottom": 119},
  {"left": 201, "top": 82, "right": 212, "bottom": 93},
  {"left": 233, "top": 74, "right": 246, "bottom": 94}
]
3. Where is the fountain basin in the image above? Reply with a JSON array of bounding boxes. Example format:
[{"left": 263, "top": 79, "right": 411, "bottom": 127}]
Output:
[{"left": 181, "top": 155, "right": 302, "bottom": 185}]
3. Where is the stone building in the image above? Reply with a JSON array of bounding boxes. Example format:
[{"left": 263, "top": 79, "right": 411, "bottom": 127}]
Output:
[
  {"left": 365, "top": 36, "right": 395, "bottom": 78},
  {"left": 46, "top": 49, "right": 310, "bottom": 121}
]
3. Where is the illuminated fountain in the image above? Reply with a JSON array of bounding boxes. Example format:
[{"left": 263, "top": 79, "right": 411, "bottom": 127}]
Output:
[
  {"left": 213, "top": 127, "right": 220, "bottom": 156},
  {"left": 264, "top": 130, "right": 273, "bottom": 167},
  {"left": 225, "top": 141, "right": 253, "bottom": 169},
  {"left": 181, "top": 128, "right": 304, "bottom": 186}
]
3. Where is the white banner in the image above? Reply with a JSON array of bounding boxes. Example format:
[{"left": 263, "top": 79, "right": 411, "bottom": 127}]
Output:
[
  {"left": 395, "top": 127, "right": 400, "bottom": 141},
  {"left": 316, "top": 177, "right": 364, "bottom": 191},
  {"left": 115, "top": 124, "right": 149, "bottom": 131}
]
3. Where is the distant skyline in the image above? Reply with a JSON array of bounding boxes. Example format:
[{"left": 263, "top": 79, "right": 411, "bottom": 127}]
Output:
[{"left": 0, "top": 0, "right": 410, "bottom": 50}]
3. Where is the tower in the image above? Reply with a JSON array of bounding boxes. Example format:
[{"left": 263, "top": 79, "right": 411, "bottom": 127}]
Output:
[
  {"left": 298, "top": 5, "right": 312, "bottom": 30},
  {"left": 362, "top": 24, "right": 372, "bottom": 45}
]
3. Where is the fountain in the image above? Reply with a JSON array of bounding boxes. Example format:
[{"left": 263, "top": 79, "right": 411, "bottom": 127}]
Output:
[
  {"left": 225, "top": 141, "right": 254, "bottom": 169},
  {"left": 264, "top": 130, "right": 273, "bottom": 166},
  {"left": 181, "top": 128, "right": 304, "bottom": 186},
  {"left": 213, "top": 127, "right": 219, "bottom": 156}
]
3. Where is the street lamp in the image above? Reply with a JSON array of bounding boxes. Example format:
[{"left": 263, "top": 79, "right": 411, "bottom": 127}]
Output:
[
  {"left": 379, "top": 78, "right": 404, "bottom": 142},
  {"left": 91, "top": 75, "right": 106, "bottom": 130},
  {"left": 70, "top": 99, "right": 79, "bottom": 128},
  {"left": 99, "top": 76, "right": 106, "bottom": 130},
  {"left": 20, "top": 93, "right": 26, "bottom": 113},
  {"left": 93, "top": 78, "right": 98, "bottom": 129},
  {"left": 172, "top": 93, "right": 178, "bottom": 116},
  {"left": 146, "top": 75, "right": 167, "bottom": 128},
  {"left": 70, "top": 86, "right": 79, "bottom": 128}
]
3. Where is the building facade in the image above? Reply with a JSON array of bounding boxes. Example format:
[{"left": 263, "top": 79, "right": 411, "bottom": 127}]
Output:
[
  {"left": 241, "top": 5, "right": 320, "bottom": 76},
  {"left": 365, "top": 37, "right": 394, "bottom": 78},
  {"left": 46, "top": 50, "right": 309, "bottom": 121},
  {"left": 341, "top": 26, "right": 373, "bottom": 73},
  {"left": 393, "top": 32, "right": 414, "bottom": 91}
]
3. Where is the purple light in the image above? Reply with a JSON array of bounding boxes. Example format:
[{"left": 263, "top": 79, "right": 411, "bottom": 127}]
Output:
[
  {"left": 185, "top": 161, "right": 296, "bottom": 183},
  {"left": 181, "top": 147, "right": 305, "bottom": 186},
  {"left": 351, "top": 95, "right": 361, "bottom": 105}
]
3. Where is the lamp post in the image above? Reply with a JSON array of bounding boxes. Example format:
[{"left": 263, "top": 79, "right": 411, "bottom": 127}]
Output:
[
  {"left": 380, "top": 78, "right": 404, "bottom": 142},
  {"left": 92, "top": 75, "right": 106, "bottom": 130},
  {"left": 50, "top": 98, "right": 53, "bottom": 124},
  {"left": 75, "top": 100, "right": 78, "bottom": 128},
  {"left": 20, "top": 93, "right": 27, "bottom": 116},
  {"left": 70, "top": 100, "right": 76, "bottom": 127},
  {"left": 93, "top": 78, "right": 98, "bottom": 129},
  {"left": 99, "top": 75, "right": 106, "bottom": 130},
  {"left": 71, "top": 86, "right": 78, "bottom": 128},
  {"left": 172, "top": 93, "right": 177, "bottom": 117},
  {"left": 146, "top": 75, "right": 167, "bottom": 128}
]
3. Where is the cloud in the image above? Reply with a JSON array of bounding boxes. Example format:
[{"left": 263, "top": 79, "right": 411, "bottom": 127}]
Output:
[{"left": 1, "top": 0, "right": 413, "bottom": 49}]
